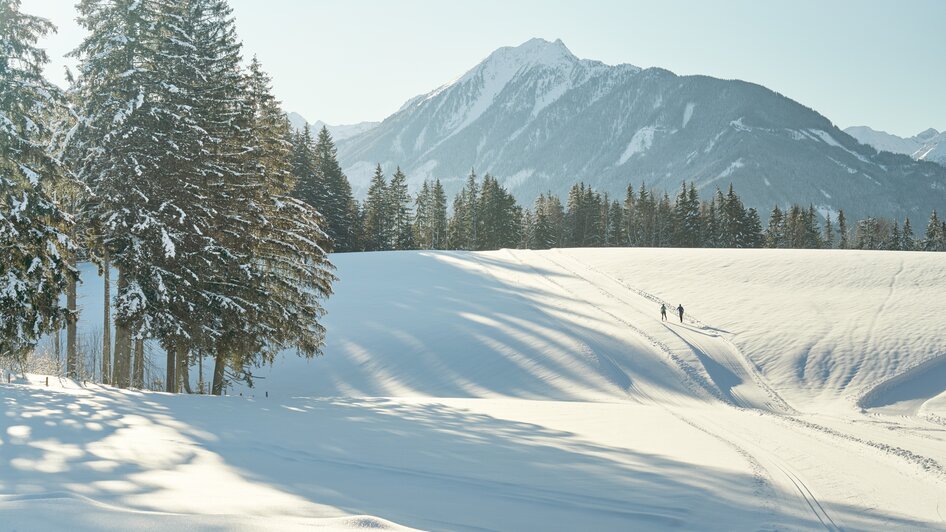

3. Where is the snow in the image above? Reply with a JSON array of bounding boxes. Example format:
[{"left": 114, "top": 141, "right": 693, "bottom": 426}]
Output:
[
  {"left": 503, "top": 168, "right": 535, "bottom": 189},
  {"left": 617, "top": 126, "right": 655, "bottom": 165},
  {"left": 808, "top": 129, "right": 872, "bottom": 164},
  {"left": 682, "top": 102, "right": 695, "bottom": 128},
  {"left": 5, "top": 248, "right": 946, "bottom": 530},
  {"left": 160, "top": 228, "right": 175, "bottom": 258}
]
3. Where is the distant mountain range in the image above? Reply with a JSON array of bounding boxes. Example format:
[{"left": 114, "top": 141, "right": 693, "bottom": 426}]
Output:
[
  {"left": 844, "top": 126, "right": 946, "bottom": 167},
  {"left": 292, "top": 38, "right": 946, "bottom": 221},
  {"left": 287, "top": 112, "right": 379, "bottom": 142}
]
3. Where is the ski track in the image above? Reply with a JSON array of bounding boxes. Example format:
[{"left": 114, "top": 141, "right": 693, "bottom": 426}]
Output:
[
  {"left": 500, "top": 250, "right": 783, "bottom": 520},
  {"left": 502, "top": 249, "right": 946, "bottom": 528},
  {"left": 551, "top": 249, "right": 797, "bottom": 414}
]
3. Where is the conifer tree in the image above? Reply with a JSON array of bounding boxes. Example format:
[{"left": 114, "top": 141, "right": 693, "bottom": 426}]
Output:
[
  {"left": 362, "top": 164, "right": 389, "bottom": 251},
  {"left": 311, "top": 126, "right": 357, "bottom": 251},
  {"left": 837, "top": 209, "right": 849, "bottom": 249},
  {"left": 622, "top": 184, "right": 635, "bottom": 246},
  {"left": 672, "top": 182, "right": 701, "bottom": 247},
  {"left": 413, "top": 180, "right": 432, "bottom": 249},
  {"left": 822, "top": 213, "right": 834, "bottom": 249},
  {"left": 901, "top": 217, "right": 915, "bottom": 251},
  {"left": 701, "top": 197, "right": 719, "bottom": 248},
  {"left": 886, "top": 220, "right": 902, "bottom": 251},
  {"left": 430, "top": 179, "right": 448, "bottom": 249},
  {"left": 924, "top": 210, "right": 942, "bottom": 251},
  {"left": 605, "top": 200, "right": 624, "bottom": 247},
  {"left": 0, "top": 0, "right": 74, "bottom": 359},
  {"left": 387, "top": 166, "right": 412, "bottom": 249},
  {"left": 765, "top": 205, "right": 784, "bottom": 248},
  {"left": 744, "top": 208, "right": 764, "bottom": 248}
]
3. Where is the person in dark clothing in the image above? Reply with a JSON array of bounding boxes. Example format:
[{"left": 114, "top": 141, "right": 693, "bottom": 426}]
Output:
[
  {"left": 677, "top": 304, "right": 684, "bottom": 323},
  {"left": 660, "top": 304, "right": 667, "bottom": 321}
]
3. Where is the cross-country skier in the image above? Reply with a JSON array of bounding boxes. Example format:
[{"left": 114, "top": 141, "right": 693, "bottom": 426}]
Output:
[
  {"left": 660, "top": 304, "right": 667, "bottom": 321},
  {"left": 677, "top": 304, "right": 685, "bottom": 323}
]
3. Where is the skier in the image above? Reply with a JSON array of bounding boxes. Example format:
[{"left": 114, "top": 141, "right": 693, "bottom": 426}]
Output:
[
  {"left": 677, "top": 304, "right": 685, "bottom": 323},
  {"left": 660, "top": 304, "right": 667, "bottom": 321}
]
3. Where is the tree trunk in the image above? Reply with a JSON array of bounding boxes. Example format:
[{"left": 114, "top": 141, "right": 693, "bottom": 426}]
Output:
[
  {"left": 179, "top": 351, "right": 192, "bottom": 394},
  {"left": 166, "top": 347, "right": 177, "bottom": 393},
  {"left": 102, "top": 253, "right": 111, "bottom": 385},
  {"left": 197, "top": 352, "right": 204, "bottom": 394},
  {"left": 133, "top": 337, "right": 144, "bottom": 388},
  {"left": 113, "top": 268, "right": 131, "bottom": 388},
  {"left": 66, "top": 255, "right": 77, "bottom": 379},
  {"left": 211, "top": 352, "right": 226, "bottom": 395}
]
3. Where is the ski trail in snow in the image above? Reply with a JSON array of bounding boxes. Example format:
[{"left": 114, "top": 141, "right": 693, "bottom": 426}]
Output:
[
  {"left": 510, "top": 249, "right": 946, "bottom": 528},
  {"left": 552, "top": 249, "right": 796, "bottom": 413},
  {"left": 502, "top": 249, "right": 722, "bottom": 403},
  {"left": 774, "top": 464, "right": 841, "bottom": 531},
  {"left": 500, "top": 250, "right": 786, "bottom": 522}
]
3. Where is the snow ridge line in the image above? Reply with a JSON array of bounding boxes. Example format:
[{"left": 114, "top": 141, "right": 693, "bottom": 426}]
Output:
[
  {"left": 855, "top": 351, "right": 946, "bottom": 411},
  {"left": 506, "top": 250, "right": 726, "bottom": 404},
  {"left": 554, "top": 250, "right": 797, "bottom": 415}
]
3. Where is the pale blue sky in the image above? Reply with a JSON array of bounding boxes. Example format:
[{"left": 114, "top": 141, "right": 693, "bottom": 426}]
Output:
[{"left": 23, "top": 0, "right": 946, "bottom": 137}]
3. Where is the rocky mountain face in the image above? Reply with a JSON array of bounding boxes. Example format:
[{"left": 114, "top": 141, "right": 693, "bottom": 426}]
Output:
[
  {"left": 845, "top": 126, "right": 946, "bottom": 167},
  {"left": 332, "top": 38, "right": 946, "bottom": 221}
]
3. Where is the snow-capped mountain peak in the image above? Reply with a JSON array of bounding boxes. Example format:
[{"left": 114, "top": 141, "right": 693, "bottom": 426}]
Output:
[
  {"left": 845, "top": 125, "right": 946, "bottom": 166},
  {"left": 336, "top": 39, "right": 946, "bottom": 221}
]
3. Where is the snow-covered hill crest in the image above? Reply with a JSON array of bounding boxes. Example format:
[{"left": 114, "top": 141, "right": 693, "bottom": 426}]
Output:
[{"left": 336, "top": 38, "right": 946, "bottom": 221}]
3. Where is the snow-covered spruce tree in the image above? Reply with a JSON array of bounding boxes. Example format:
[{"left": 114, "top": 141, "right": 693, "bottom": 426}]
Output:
[
  {"left": 0, "top": 0, "right": 74, "bottom": 360},
  {"left": 69, "top": 0, "right": 169, "bottom": 387},
  {"left": 211, "top": 56, "right": 335, "bottom": 393}
]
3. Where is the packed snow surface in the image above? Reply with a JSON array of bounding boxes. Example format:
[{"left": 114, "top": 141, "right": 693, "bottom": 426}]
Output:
[{"left": 4, "top": 248, "right": 946, "bottom": 530}]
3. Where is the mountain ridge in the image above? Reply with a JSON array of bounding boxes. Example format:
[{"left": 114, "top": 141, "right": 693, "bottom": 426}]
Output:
[
  {"left": 844, "top": 125, "right": 946, "bottom": 167},
  {"left": 328, "top": 38, "right": 946, "bottom": 221}
]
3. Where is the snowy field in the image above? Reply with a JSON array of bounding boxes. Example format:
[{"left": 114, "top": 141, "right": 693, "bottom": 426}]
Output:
[{"left": 2, "top": 248, "right": 946, "bottom": 530}]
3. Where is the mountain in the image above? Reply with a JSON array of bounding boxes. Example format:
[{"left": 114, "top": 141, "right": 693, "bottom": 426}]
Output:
[
  {"left": 335, "top": 38, "right": 946, "bottom": 221},
  {"left": 844, "top": 126, "right": 946, "bottom": 166},
  {"left": 287, "top": 111, "right": 380, "bottom": 142}
]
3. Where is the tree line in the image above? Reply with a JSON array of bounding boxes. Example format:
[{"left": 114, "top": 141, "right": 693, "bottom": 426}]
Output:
[{"left": 299, "top": 153, "right": 946, "bottom": 253}]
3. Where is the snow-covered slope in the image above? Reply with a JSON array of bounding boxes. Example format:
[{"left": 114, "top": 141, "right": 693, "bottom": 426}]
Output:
[
  {"left": 6, "top": 249, "right": 946, "bottom": 530},
  {"left": 845, "top": 125, "right": 946, "bottom": 167},
  {"left": 336, "top": 38, "right": 946, "bottom": 221}
]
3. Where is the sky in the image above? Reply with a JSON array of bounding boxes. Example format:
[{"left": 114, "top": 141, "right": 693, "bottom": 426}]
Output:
[{"left": 21, "top": 0, "right": 946, "bottom": 138}]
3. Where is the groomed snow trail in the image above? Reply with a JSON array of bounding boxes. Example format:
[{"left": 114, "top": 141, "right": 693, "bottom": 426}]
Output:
[{"left": 499, "top": 249, "right": 946, "bottom": 530}]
